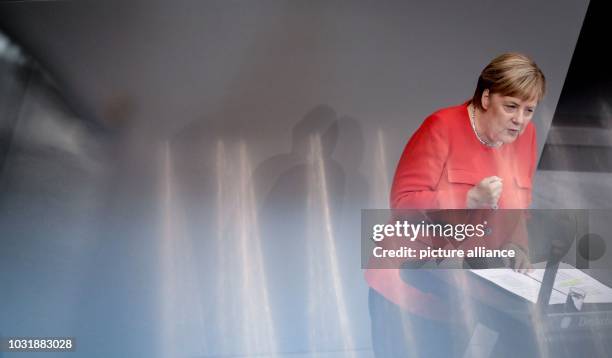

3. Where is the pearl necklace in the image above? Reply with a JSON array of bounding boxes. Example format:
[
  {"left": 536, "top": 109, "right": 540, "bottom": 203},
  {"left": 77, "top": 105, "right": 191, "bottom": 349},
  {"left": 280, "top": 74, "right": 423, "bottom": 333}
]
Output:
[{"left": 469, "top": 104, "right": 501, "bottom": 148}]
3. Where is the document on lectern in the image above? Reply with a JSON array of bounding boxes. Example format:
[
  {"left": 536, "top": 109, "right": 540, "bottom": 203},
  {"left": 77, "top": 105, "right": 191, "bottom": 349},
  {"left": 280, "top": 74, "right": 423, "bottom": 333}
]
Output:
[{"left": 471, "top": 263, "right": 612, "bottom": 304}]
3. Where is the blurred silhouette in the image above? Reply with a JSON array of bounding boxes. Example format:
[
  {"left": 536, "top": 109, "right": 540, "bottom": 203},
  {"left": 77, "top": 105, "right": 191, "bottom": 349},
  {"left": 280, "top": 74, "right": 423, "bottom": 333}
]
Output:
[{"left": 254, "top": 104, "right": 347, "bottom": 352}]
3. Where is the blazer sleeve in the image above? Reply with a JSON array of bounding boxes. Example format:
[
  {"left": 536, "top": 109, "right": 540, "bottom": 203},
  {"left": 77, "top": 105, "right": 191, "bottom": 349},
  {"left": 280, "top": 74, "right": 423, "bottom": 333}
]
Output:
[
  {"left": 508, "top": 123, "right": 538, "bottom": 250},
  {"left": 390, "top": 114, "right": 464, "bottom": 209}
]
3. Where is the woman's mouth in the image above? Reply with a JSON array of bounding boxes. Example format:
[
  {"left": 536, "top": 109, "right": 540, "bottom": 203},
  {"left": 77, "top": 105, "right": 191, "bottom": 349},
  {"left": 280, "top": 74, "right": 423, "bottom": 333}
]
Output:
[{"left": 507, "top": 129, "right": 519, "bottom": 135}]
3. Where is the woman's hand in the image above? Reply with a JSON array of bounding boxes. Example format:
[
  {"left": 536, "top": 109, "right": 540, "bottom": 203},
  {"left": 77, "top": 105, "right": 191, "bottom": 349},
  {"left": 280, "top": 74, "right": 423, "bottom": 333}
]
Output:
[
  {"left": 501, "top": 243, "right": 533, "bottom": 273},
  {"left": 466, "top": 176, "right": 503, "bottom": 209}
]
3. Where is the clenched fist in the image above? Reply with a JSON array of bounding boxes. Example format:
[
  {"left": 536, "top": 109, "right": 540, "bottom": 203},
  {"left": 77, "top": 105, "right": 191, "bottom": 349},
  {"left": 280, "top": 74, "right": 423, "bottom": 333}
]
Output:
[{"left": 466, "top": 176, "right": 502, "bottom": 209}]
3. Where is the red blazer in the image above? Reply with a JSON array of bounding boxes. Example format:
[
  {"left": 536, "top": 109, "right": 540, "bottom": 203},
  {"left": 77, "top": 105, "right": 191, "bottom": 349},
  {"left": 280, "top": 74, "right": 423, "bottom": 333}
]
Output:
[{"left": 365, "top": 102, "right": 537, "bottom": 319}]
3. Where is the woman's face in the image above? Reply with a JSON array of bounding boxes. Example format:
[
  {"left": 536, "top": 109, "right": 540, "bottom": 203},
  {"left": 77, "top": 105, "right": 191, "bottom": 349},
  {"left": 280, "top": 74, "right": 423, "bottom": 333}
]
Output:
[{"left": 481, "top": 91, "right": 537, "bottom": 144}]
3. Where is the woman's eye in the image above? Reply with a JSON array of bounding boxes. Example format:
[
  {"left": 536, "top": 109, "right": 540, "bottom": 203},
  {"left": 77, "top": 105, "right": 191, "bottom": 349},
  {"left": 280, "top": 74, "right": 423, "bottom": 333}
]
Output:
[{"left": 504, "top": 105, "right": 517, "bottom": 111}]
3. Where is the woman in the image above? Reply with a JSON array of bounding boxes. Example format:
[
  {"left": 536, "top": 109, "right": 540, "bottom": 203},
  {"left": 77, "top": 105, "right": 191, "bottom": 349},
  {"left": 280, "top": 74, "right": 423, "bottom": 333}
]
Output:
[{"left": 366, "top": 53, "right": 546, "bottom": 357}]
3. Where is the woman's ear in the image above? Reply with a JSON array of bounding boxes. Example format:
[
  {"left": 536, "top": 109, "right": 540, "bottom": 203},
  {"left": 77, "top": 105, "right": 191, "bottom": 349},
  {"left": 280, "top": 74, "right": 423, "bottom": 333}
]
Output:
[{"left": 481, "top": 89, "right": 490, "bottom": 110}]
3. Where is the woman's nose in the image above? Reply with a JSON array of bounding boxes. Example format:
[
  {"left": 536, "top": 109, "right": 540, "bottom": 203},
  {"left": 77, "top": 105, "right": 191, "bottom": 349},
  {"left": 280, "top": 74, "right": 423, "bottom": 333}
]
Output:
[{"left": 512, "top": 112, "right": 525, "bottom": 125}]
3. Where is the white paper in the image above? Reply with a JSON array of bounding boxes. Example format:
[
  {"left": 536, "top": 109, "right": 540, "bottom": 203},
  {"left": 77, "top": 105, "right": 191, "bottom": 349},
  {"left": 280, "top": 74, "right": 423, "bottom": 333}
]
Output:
[
  {"left": 470, "top": 267, "right": 567, "bottom": 304},
  {"left": 525, "top": 263, "right": 612, "bottom": 304}
]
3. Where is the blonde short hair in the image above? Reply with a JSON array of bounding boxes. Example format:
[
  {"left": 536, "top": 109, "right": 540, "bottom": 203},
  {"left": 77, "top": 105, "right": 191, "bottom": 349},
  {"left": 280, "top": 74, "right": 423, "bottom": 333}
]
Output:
[{"left": 472, "top": 53, "right": 546, "bottom": 109}]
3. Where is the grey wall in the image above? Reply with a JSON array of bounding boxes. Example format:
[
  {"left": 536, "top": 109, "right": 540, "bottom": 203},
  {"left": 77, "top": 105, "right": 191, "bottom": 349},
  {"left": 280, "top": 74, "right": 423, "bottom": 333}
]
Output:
[
  {"left": 0, "top": 0, "right": 588, "bottom": 175},
  {"left": 0, "top": 1, "right": 589, "bottom": 357}
]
